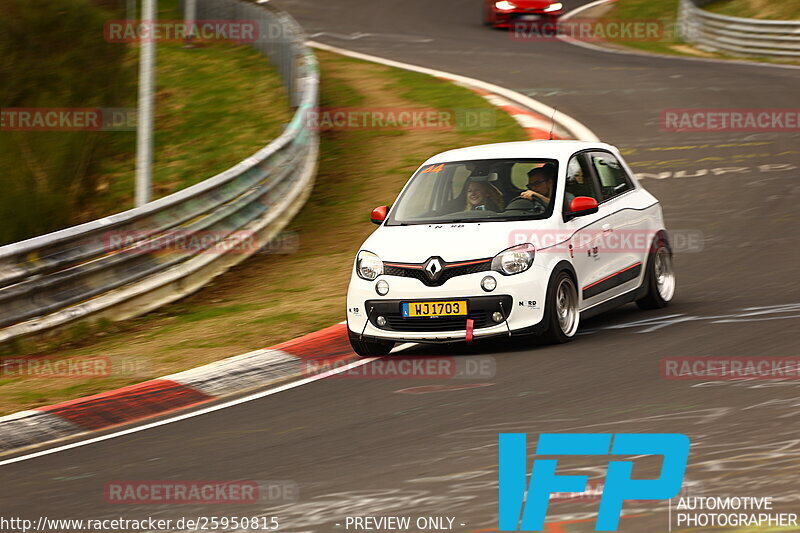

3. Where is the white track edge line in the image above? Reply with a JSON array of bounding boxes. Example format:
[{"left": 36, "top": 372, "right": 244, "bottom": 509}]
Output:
[
  {"left": 308, "top": 40, "right": 600, "bottom": 142},
  {"left": 0, "top": 357, "right": 377, "bottom": 467}
]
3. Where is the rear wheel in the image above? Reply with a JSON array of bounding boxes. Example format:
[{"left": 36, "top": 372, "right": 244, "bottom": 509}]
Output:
[
  {"left": 541, "top": 271, "right": 580, "bottom": 344},
  {"left": 348, "top": 328, "right": 394, "bottom": 357},
  {"left": 636, "top": 238, "right": 676, "bottom": 310}
]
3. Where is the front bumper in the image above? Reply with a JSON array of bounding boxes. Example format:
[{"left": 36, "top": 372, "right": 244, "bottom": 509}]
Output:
[
  {"left": 346, "top": 265, "right": 549, "bottom": 342},
  {"left": 492, "top": 10, "right": 561, "bottom": 27}
]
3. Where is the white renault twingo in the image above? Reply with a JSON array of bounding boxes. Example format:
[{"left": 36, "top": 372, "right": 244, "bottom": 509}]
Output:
[{"left": 346, "top": 141, "right": 675, "bottom": 356}]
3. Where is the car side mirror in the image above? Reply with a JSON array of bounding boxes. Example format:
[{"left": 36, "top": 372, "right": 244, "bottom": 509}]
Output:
[
  {"left": 370, "top": 205, "right": 388, "bottom": 225},
  {"left": 566, "top": 196, "right": 599, "bottom": 219}
]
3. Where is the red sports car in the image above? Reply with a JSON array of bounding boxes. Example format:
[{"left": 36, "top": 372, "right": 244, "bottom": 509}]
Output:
[{"left": 483, "top": 0, "right": 563, "bottom": 28}]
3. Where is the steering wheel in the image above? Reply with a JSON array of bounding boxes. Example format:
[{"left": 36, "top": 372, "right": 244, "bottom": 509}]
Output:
[{"left": 505, "top": 194, "right": 548, "bottom": 212}]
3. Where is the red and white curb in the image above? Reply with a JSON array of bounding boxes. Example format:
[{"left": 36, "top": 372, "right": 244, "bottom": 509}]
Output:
[
  {"left": 0, "top": 46, "right": 597, "bottom": 456},
  {"left": 0, "top": 323, "right": 356, "bottom": 455},
  {"left": 465, "top": 87, "right": 567, "bottom": 140}
]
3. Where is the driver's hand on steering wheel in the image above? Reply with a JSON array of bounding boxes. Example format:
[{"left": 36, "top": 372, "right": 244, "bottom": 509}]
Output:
[{"left": 520, "top": 190, "right": 550, "bottom": 203}]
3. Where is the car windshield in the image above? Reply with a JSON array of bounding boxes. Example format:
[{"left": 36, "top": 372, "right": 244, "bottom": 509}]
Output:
[{"left": 385, "top": 158, "right": 560, "bottom": 226}]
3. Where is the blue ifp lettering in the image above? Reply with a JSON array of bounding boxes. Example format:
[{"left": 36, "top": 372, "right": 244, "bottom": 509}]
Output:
[{"left": 498, "top": 433, "right": 689, "bottom": 531}]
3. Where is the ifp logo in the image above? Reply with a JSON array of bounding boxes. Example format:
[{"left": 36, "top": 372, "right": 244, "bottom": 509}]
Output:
[{"left": 498, "top": 433, "right": 690, "bottom": 531}]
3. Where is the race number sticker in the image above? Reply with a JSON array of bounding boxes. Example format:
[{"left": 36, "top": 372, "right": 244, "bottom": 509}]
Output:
[{"left": 421, "top": 164, "right": 445, "bottom": 174}]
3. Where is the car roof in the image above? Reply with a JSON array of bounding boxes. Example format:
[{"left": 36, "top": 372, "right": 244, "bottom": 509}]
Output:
[{"left": 422, "top": 140, "right": 619, "bottom": 166}]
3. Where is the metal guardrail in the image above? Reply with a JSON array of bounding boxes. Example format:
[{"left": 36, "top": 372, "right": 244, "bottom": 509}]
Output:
[
  {"left": 679, "top": 0, "right": 800, "bottom": 58},
  {"left": 0, "top": 0, "right": 319, "bottom": 344}
]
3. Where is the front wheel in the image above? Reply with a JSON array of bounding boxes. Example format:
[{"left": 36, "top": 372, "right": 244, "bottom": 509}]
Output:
[
  {"left": 348, "top": 328, "right": 394, "bottom": 357},
  {"left": 540, "top": 271, "right": 580, "bottom": 344},
  {"left": 636, "top": 238, "right": 676, "bottom": 310},
  {"left": 482, "top": 4, "right": 492, "bottom": 25}
]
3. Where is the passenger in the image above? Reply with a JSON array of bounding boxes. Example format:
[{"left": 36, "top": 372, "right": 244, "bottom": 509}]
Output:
[
  {"left": 465, "top": 180, "right": 503, "bottom": 212},
  {"left": 569, "top": 164, "right": 585, "bottom": 185},
  {"left": 564, "top": 161, "right": 585, "bottom": 211}
]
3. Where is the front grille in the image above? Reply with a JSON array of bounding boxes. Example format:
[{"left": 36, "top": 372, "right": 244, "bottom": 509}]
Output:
[
  {"left": 385, "top": 311, "right": 490, "bottom": 332},
  {"left": 383, "top": 259, "right": 492, "bottom": 287},
  {"left": 365, "top": 295, "right": 513, "bottom": 333}
]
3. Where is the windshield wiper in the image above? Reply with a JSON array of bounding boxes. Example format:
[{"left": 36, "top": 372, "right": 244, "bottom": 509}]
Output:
[
  {"left": 391, "top": 218, "right": 522, "bottom": 225},
  {"left": 439, "top": 218, "right": 503, "bottom": 223}
]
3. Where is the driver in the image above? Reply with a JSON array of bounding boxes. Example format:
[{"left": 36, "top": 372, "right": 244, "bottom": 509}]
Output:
[
  {"left": 520, "top": 164, "right": 576, "bottom": 209},
  {"left": 520, "top": 164, "right": 556, "bottom": 205}
]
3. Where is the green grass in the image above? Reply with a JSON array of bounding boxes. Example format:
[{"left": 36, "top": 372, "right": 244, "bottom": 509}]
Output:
[
  {"left": 597, "top": 0, "right": 683, "bottom": 56},
  {"left": 704, "top": 0, "right": 800, "bottom": 20},
  {"left": 173, "top": 303, "right": 267, "bottom": 323},
  {"left": 386, "top": 68, "right": 524, "bottom": 137},
  {"left": 611, "top": 0, "right": 681, "bottom": 20},
  {"left": 248, "top": 312, "right": 303, "bottom": 326},
  {"left": 318, "top": 58, "right": 366, "bottom": 107},
  {"left": 272, "top": 287, "right": 312, "bottom": 294}
]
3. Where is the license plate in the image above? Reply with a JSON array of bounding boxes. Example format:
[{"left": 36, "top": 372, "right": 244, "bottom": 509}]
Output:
[
  {"left": 517, "top": 14, "right": 541, "bottom": 21},
  {"left": 402, "top": 301, "right": 468, "bottom": 318}
]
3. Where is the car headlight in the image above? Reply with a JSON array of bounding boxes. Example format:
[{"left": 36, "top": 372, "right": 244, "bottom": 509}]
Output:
[
  {"left": 356, "top": 250, "right": 383, "bottom": 280},
  {"left": 491, "top": 244, "right": 535, "bottom": 275},
  {"left": 495, "top": 1, "right": 516, "bottom": 10},
  {"left": 543, "top": 2, "right": 562, "bottom": 12}
]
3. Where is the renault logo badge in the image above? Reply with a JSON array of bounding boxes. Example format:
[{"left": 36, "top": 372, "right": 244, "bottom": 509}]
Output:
[{"left": 424, "top": 257, "right": 444, "bottom": 281}]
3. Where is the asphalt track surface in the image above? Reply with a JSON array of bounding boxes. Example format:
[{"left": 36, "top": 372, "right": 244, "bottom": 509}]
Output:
[{"left": 2, "top": 1, "right": 800, "bottom": 531}]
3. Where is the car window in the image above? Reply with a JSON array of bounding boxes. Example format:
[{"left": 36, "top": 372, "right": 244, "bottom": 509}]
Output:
[
  {"left": 401, "top": 167, "right": 439, "bottom": 215},
  {"left": 589, "top": 152, "right": 633, "bottom": 201},
  {"left": 564, "top": 155, "right": 600, "bottom": 213},
  {"left": 511, "top": 162, "right": 538, "bottom": 190},
  {"left": 451, "top": 165, "right": 473, "bottom": 198},
  {"left": 386, "top": 158, "right": 559, "bottom": 225}
]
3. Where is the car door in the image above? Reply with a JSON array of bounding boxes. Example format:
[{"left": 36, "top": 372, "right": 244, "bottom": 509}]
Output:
[
  {"left": 560, "top": 152, "right": 616, "bottom": 310},
  {"left": 582, "top": 150, "right": 647, "bottom": 302}
]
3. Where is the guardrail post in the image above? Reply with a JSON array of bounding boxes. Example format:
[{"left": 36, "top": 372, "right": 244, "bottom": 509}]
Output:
[{"left": 136, "top": 0, "right": 157, "bottom": 207}]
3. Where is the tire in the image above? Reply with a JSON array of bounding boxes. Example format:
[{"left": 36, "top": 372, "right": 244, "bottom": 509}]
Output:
[
  {"left": 348, "top": 328, "right": 394, "bottom": 357},
  {"left": 636, "top": 237, "right": 676, "bottom": 310},
  {"left": 482, "top": 4, "right": 493, "bottom": 25},
  {"left": 540, "top": 270, "right": 580, "bottom": 344}
]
